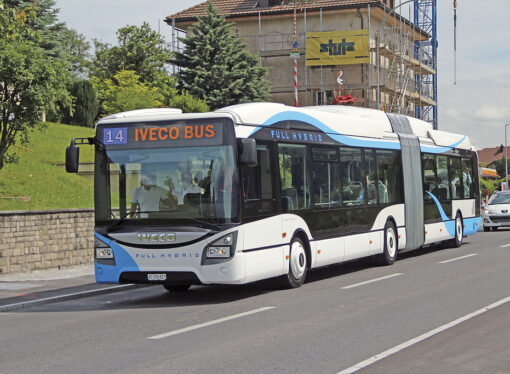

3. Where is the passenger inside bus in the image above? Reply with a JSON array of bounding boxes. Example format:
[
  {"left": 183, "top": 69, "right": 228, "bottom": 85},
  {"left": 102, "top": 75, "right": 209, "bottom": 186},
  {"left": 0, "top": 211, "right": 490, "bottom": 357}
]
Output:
[{"left": 172, "top": 171, "right": 202, "bottom": 205}]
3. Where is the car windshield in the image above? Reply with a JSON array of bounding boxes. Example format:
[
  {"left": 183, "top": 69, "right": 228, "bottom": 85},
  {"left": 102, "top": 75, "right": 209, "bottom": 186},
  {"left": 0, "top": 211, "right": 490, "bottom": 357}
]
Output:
[
  {"left": 95, "top": 145, "right": 239, "bottom": 224},
  {"left": 489, "top": 193, "right": 510, "bottom": 205}
]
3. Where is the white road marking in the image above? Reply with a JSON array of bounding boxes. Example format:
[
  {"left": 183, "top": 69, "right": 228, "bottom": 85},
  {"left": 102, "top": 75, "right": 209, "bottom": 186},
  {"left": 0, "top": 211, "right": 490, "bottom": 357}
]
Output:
[
  {"left": 438, "top": 253, "right": 478, "bottom": 264},
  {"left": 341, "top": 273, "right": 403, "bottom": 290},
  {"left": 500, "top": 243, "right": 510, "bottom": 248},
  {"left": 0, "top": 284, "right": 134, "bottom": 311},
  {"left": 337, "top": 295, "right": 510, "bottom": 374},
  {"left": 147, "top": 306, "right": 275, "bottom": 339}
]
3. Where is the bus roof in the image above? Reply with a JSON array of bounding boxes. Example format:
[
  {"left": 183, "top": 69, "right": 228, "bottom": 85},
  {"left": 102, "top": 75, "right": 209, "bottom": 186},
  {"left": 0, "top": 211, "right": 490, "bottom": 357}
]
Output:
[
  {"left": 94, "top": 104, "right": 473, "bottom": 152},
  {"left": 95, "top": 108, "right": 234, "bottom": 128},
  {"left": 216, "top": 103, "right": 473, "bottom": 152}
]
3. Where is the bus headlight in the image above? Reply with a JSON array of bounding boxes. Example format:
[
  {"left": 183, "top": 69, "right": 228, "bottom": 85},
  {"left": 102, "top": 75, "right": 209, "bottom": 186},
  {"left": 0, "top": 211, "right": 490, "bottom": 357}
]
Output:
[
  {"left": 206, "top": 246, "right": 231, "bottom": 258},
  {"left": 95, "top": 238, "right": 114, "bottom": 259},
  {"left": 205, "top": 232, "right": 237, "bottom": 259}
]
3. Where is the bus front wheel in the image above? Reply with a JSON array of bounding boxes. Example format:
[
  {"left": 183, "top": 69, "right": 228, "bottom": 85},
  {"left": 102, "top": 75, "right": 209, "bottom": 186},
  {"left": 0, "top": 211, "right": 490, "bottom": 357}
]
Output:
[{"left": 280, "top": 237, "right": 308, "bottom": 289}]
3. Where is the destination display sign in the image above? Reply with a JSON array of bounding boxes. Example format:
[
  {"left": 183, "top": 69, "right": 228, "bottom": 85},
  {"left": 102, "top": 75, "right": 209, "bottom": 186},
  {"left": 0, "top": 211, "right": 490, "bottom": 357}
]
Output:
[{"left": 97, "top": 120, "right": 226, "bottom": 149}]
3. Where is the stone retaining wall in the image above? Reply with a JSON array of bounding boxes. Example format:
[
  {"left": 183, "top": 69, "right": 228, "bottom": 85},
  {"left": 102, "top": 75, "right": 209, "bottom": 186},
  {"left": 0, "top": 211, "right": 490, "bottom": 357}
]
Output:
[{"left": 0, "top": 209, "right": 94, "bottom": 274}]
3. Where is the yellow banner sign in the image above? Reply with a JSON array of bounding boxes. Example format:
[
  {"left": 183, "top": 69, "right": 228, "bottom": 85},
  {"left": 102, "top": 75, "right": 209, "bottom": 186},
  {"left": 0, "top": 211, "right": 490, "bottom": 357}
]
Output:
[{"left": 306, "top": 30, "right": 369, "bottom": 66}]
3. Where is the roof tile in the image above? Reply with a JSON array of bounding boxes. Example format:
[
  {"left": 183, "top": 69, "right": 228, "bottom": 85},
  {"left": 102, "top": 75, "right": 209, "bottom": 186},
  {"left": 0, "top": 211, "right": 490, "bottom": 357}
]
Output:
[
  {"left": 477, "top": 146, "right": 510, "bottom": 166},
  {"left": 167, "top": 0, "right": 384, "bottom": 22}
]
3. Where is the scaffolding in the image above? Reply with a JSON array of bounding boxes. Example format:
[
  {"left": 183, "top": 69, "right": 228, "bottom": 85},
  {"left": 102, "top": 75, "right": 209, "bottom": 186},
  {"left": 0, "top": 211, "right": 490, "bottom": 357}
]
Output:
[
  {"left": 414, "top": 0, "right": 437, "bottom": 128},
  {"left": 237, "top": 3, "right": 437, "bottom": 126}
]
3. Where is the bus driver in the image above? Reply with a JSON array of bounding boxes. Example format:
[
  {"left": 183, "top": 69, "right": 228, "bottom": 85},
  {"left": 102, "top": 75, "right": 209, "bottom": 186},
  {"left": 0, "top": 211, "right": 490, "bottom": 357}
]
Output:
[{"left": 129, "top": 174, "right": 174, "bottom": 218}]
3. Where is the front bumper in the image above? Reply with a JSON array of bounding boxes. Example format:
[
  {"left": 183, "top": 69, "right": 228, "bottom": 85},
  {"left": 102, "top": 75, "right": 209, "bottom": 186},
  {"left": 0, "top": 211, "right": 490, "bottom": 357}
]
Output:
[
  {"left": 482, "top": 214, "right": 510, "bottom": 228},
  {"left": 94, "top": 230, "right": 247, "bottom": 285}
]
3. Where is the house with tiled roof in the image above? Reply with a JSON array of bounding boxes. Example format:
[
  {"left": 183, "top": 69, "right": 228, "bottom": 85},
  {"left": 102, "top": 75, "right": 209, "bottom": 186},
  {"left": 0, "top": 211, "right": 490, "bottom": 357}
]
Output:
[
  {"left": 166, "top": 0, "right": 435, "bottom": 119},
  {"left": 477, "top": 146, "right": 510, "bottom": 167}
]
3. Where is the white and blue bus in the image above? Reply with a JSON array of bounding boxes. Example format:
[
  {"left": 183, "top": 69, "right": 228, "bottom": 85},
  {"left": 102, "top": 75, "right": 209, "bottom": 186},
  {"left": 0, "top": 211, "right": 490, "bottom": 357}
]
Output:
[{"left": 66, "top": 103, "right": 481, "bottom": 290}]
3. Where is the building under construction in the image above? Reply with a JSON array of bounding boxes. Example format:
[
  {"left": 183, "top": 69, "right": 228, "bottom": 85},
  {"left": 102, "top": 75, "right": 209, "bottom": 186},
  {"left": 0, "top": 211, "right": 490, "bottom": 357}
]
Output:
[{"left": 167, "top": 0, "right": 438, "bottom": 128}]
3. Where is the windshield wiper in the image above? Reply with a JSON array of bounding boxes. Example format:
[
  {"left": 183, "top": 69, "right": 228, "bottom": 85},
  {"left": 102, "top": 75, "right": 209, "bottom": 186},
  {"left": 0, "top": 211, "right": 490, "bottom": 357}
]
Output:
[
  {"left": 176, "top": 217, "right": 221, "bottom": 231},
  {"left": 106, "top": 211, "right": 159, "bottom": 232},
  {"left": 106, "top": 211, "right": 139, "bottom": 232}
]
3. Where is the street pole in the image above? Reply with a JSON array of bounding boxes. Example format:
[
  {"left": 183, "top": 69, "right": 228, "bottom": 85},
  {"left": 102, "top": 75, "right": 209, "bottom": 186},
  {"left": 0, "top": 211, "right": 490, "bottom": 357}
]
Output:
[
  {"left": 293, "top": 4, "right": 299, "bottom": 107},
  {"left": 505, "top": 124, "right": 509, "bottom": 190}
]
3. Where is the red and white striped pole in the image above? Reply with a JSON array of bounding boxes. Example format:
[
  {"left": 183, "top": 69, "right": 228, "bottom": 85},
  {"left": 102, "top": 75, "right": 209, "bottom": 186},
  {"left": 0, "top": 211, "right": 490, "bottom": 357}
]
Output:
[{"left": 293, "top": 4, "right": 298, "bottom": 107}]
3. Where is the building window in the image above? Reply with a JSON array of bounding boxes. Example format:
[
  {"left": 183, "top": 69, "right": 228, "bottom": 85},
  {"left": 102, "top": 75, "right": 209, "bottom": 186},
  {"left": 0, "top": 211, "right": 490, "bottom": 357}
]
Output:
[{"left": 315, "top": 90, "right": 334, "bottom": 105}]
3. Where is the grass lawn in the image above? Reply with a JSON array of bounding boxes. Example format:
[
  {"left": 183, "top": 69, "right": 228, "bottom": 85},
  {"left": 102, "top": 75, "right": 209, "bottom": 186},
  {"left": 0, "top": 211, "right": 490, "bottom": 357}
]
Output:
[{"left": 0, "top": 123, "right": 95, "bottom": 211}]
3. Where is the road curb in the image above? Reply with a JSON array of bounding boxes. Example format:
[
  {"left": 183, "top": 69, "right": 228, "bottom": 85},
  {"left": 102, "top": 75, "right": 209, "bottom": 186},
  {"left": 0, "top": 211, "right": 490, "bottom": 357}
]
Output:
[{"left": 0, "top": 284, "right": 150, "bottom": 312}]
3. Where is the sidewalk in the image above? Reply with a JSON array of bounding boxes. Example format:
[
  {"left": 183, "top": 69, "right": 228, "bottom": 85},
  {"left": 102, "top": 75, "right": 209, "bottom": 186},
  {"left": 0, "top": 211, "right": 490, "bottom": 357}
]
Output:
[
  {"left": 0, "top": 265, "right": 143, "bottom": 311},
  {"left": 0, "top": 264, "right": 95, "bottom": 299}
]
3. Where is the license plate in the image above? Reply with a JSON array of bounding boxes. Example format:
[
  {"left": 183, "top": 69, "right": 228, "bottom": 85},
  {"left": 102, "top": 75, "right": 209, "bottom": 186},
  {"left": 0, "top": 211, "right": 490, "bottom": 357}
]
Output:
[{"left": 147, "top": 273, "right": 167, "bottom": 281}]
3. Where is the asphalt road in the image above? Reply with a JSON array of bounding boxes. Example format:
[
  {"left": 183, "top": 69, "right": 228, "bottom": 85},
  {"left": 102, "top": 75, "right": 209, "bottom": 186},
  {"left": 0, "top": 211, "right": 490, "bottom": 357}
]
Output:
[{"left": 1, "top": 229, "right": 510, "bottom": 374}]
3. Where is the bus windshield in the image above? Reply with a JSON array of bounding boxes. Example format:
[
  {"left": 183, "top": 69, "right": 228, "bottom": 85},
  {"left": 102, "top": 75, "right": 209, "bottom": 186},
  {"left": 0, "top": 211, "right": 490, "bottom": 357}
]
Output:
[{"left": 95, "top": 145, "right": 239, "bottom": 224}]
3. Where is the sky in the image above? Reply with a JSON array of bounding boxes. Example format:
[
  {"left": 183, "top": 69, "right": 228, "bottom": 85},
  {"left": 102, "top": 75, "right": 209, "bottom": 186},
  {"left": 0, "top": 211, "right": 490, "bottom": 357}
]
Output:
[{"left": 55, "top": 0, "right": 510, "bottom": 150}]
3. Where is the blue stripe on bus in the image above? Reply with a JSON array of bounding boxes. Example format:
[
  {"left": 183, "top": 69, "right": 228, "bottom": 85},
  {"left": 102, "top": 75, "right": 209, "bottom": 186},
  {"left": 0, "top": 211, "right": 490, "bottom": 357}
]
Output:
[
  {"left": 249, "top": 111, "right": 401, "bottom": 150},
  {"left": 249, "top": 111, "right": 467, "bottom": 153},
  {"left": 425, "top": 191, "right": 456, "bottom": 237},
  {"left": 425, "top": 192, "right": 481, "bottom": 237},
  {"left": 420, "top": 136, "right": 467, "bottom": 154},
  {"left": 463, "top": 216, "right": 482, "bottom": 236},
  {"left": 94, "top": 231, "right": 139, "bottom": 283}
]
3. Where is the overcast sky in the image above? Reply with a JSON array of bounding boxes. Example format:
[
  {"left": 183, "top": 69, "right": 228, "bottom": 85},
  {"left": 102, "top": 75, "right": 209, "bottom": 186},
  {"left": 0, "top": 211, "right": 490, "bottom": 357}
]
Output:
[{"left": 55, "top": 0, "right": 510, "bottom": 150}]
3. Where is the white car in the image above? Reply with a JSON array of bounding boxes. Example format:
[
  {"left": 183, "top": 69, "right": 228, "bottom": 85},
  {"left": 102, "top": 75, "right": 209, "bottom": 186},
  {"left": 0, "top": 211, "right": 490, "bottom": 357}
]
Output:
[{"left": 482, "top": 191, "right": 510, "bottom": 231}]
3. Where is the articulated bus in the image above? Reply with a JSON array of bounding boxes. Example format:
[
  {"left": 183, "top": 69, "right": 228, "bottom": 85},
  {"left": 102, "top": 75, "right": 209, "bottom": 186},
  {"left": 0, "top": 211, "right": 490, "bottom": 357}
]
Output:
[{"left": 66, "top": 103, "right": 481, "bottom": 290}]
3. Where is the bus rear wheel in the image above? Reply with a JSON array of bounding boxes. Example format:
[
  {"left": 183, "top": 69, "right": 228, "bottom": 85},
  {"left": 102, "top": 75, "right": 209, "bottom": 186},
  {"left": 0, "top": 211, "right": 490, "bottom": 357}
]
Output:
[
  {"left": 280, "top": 237, "right": 308, "bottom": 289},
  {"left": 378, "top": 221, "right": 397, "bottom": 266},
  {"left": 450, "top": 213, "right": 463, "bottom": 247},
  {"left": 163, "top": 284, "right": 191, "bottom": 292}
]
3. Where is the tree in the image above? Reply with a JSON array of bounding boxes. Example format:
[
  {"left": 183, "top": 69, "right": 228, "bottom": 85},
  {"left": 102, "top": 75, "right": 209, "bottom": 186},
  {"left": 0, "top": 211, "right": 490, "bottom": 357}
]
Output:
[
  {"left": 0, "top": 5, "right": 70, "bottom": 169},
  {"left": 173, "top": 2, "right": 269, "bottom": 110},
  {"left": 61, "top": 28, "right": 91, "bottom": 76},
  {"left": 96, "top": 70, "right": 162, "bottom": 115},
  {"left": 5, "top": 0, "right": 89, "bottom": 71},
  {"left": 494, "top": 156, "right": 508, "bottom": 179},
  {"left": 170, "top": 92, "right": 209, "bottom": 113},
  {"left": 91, "top": 22, "right": 171, "bottom": 83},
  {"left": 62, "top": 80, "right": 99, "bottom": 127}
]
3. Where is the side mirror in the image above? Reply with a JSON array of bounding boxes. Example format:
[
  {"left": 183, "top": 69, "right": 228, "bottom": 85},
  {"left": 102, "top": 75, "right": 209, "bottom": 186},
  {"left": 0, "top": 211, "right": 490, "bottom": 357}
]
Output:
[
  {"left": 239, "top": 138, "right": 257, "bottom": 167},
  {"left": 65, "top": 140, "right": 80, "bottom": 173}
]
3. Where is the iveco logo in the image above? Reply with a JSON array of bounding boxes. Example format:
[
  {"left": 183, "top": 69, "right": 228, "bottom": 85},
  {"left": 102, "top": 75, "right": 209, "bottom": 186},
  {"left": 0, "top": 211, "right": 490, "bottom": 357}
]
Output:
[{"left": 137, "top": 233, "right": 176, "bottom": 243}]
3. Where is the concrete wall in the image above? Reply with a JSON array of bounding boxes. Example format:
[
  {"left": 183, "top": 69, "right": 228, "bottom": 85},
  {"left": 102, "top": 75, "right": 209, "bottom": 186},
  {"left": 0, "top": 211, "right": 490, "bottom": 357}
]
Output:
[{"left": 0, "top": 209, "right": 94, "bottom": 274}]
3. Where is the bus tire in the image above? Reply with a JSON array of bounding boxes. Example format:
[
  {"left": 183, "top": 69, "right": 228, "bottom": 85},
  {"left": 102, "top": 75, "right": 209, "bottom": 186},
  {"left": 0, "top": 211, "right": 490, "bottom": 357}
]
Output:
[
  {"left": 163, "top": 284, "right": 191, "bottom": 292},
  {"left": 450, "top": 213, "right": 463, "bottom": 248},
  {"left": 483, "top": 226, "right": 490, "bottom": 232},
  {"left": 378, "top": 221, "right": 397, "bottom": 266},
  {"left": 280, "top": 237, "right": 308, "bottom": 289}
]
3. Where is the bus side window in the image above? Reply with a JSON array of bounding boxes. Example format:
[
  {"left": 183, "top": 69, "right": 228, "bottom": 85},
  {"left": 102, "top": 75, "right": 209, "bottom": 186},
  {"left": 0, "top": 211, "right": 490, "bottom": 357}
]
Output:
[
  {"left": 311, "top": 148, "right": 341, "bottom": 208},
  {"left": 242, "top": 145, "right": 275, "bottom": 214},
  {"left": 339, "top": 147, "right": 364, "bottom": 206},
  {"left": 422, "top": 154, "right": 437, "bottom": 200},
  {"left": 364, "top": 149, "right": 378, "bottom": 205},
  {"left": 448, "top": 156, "right": 463, "bottom": 199},
  {"left": 462, "top": 157, "right": 474, "bottom": 199},
  {"left": 436, "top": 155, "right": 450, "bottom": 200},
  {"left": 376, "top": 150, "right": 401, "bottom": 204},
  {"left": 279, "top": 144, "right": 309, "bottom": 211}
]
